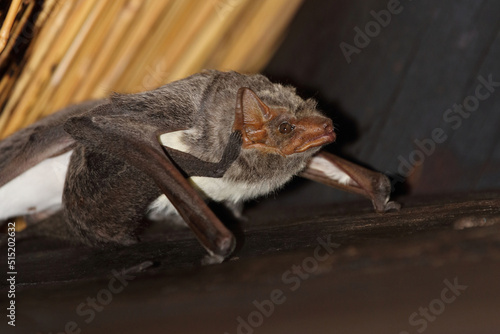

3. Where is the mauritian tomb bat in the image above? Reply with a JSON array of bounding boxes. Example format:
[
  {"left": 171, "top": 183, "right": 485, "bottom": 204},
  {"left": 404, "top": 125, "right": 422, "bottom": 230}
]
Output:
[{"left": 0, "top": 70, "right": 399, "bottom": 262}]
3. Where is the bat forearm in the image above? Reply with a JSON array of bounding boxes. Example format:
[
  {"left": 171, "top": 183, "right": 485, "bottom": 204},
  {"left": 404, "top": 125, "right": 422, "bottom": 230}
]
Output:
[
  {"left": 64, "top": 111, "right": 237, "bottom": 258},
  {"left": 301, "top": 152, "right": 400, "bottom": 212}
]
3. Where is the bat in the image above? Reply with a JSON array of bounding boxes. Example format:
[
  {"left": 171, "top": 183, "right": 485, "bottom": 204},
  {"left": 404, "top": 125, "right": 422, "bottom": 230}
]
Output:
[{"left": 0, "top": 70, "right": 399, "bottom": 262}]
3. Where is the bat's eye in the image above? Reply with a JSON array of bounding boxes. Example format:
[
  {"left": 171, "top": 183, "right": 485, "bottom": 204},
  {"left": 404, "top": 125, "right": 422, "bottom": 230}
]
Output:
[{"left": 279, "top": 122, "right": 295, "bottom": 134}]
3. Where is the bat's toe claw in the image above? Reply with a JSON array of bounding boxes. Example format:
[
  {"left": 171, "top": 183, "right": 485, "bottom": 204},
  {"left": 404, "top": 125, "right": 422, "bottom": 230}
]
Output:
[
  {"left": 384, "top": 200, "right": 401, "bottom": 212},
  {"left": 201, "top": 254, "right": 225, "bottom": 265},
  {"left": 372, "top": 197, "right": 401, "bottom": 213}
]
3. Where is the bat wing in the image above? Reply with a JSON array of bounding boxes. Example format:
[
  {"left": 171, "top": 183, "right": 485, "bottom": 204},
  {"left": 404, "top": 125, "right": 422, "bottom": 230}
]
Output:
[
  {"left": 63, "top": 103, "right": 241, "bottom": 260},
  {"left": 301, "top": 151, "right": 400, "bottom": 212},
  {"left": 0, "top": 100, "right": 102, "bottom": 188},
  {"left": 0, "top": 122, "right": 74, "bottom": 189}
]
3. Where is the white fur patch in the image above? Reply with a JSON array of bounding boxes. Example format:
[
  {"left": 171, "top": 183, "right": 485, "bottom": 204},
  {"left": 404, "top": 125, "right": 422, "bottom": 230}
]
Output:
[
  {"left": 190, "top": 177, "right": 271, "bottom": 202},
  {"left": 147, "top": 194, "right": 179, "bottom": 221},
  {"left": 146, "top": 176, "right": 275, "bottom": 220},
  {"left": 0, "top": 150, "right": 72, "bottom": 220},
  {"left": 308, "top": 156, "right": 353, "bottom": 185},
  {"left": 154, "top": 128, "right": 272, "bottom": 220},
  {"left": 159, "top": 129, "right": 194, "bottom": 153}
]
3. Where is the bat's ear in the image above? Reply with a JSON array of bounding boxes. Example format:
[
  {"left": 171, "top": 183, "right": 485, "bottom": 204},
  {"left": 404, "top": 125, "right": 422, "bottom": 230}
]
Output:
[{"left": 233, "top": 87, "right": 276, "bottom": 147}]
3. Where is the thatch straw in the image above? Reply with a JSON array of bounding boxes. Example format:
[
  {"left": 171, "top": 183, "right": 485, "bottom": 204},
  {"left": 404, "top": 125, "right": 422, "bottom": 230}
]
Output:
[
  {"left": 0, "top": 0, "right": 303, "bottom": 139},
  {"left": 0, "top": 0, "right": 22, "bottom": 53}
]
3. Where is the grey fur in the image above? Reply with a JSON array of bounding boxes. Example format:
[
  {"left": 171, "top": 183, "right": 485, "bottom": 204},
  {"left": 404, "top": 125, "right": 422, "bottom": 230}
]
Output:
[{"left": 0, "top": 70, "right": 329, "bottom": 247}]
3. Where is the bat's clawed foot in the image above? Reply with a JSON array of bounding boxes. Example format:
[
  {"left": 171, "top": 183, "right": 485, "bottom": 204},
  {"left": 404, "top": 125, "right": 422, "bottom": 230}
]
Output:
[
  {"left": 201, "top": 253, "right": 225, "bottom": 265},
  {"left": 371, "top": 198, "right": 400, "bottom": 213},
  {"left": 371, "top": 174, "right": 401, "bottom": 213},
  {"left": 216, "top": 233, "right": 236, "bottom": 257},
  {"left": 201, "top": 232, "right": 236, "bottom": 265},
  {"left": 381, "top": 200, "right": 401, "bottom": 212}
]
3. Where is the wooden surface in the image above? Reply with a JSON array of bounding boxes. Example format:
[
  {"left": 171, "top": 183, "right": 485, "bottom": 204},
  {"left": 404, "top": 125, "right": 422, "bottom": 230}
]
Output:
[{"left": 1, "top": 191, "right": 500, "bottom": 333}]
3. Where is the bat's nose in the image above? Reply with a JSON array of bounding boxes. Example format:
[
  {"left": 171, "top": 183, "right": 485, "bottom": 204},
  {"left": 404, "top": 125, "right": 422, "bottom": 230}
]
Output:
[
  {"left": 285, "top": 116, "right": 336, "bottom": 154},
  {"left": 299, "top": 116, "right": 336, "bottom": 141},
  {"left": 322, "top": 118, "right": 336, "bottom": 142},
  {"left": 324, "top": 118, "right": 333, "bottom": 131}
]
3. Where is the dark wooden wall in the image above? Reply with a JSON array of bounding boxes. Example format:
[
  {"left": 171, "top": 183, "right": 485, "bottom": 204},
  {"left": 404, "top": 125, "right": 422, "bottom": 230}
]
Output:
[{"left": 263, "top": 0, "right": 500, "bottom": 206}]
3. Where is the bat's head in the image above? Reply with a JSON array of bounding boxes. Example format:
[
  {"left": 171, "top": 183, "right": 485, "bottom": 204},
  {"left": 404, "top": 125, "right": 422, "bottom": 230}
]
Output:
[{"left": 233, "top": 87, "right": 336, "bottom": 157}]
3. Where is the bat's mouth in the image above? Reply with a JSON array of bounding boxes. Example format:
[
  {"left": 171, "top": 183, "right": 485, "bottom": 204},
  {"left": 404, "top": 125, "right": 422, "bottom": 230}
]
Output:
[{"left": 295, "top": 131, "right": 336, "bottom": 153}]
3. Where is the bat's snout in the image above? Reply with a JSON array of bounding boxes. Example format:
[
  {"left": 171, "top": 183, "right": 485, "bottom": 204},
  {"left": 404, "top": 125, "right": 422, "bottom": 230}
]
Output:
[
  {"left": 309, "top": 117, "right": 336, "bottom": 143},
  {"left": 293, "top": 117, "right": 336, "bottom": 153},
  {"left": 315, "top": 118, "right": 336, "bottom": 147}
]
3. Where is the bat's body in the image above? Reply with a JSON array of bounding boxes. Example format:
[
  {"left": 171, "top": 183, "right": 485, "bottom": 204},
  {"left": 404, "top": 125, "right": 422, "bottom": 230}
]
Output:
[{"left": 0, "top": 70, "right": 398, "bottom": 260}]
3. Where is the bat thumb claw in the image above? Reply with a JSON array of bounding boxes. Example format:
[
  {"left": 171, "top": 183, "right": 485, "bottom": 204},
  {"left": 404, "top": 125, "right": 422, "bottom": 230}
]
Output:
[{"left": 216, "top": 233, "right": 236, "bottom": 257}]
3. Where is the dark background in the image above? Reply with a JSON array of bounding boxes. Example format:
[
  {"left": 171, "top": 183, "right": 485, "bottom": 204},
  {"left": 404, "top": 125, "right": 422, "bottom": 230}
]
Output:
[{"left": 262, "top": 0, "right": 500, "bottom": 207}]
